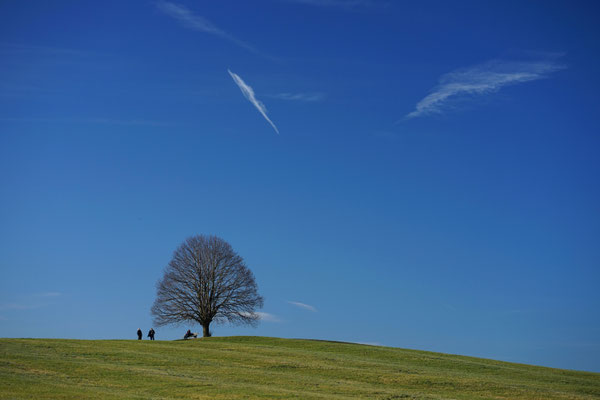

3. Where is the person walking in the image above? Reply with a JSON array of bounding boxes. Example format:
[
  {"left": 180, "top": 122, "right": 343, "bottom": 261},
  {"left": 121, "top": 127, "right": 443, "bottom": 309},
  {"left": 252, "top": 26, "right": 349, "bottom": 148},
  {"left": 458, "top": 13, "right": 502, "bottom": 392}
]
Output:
[
  {"left": 137, "top": 328, "right": 142, "bottom": 340},
  {"left": 148, "top": 328, "right": 155, "bottom": 341}
]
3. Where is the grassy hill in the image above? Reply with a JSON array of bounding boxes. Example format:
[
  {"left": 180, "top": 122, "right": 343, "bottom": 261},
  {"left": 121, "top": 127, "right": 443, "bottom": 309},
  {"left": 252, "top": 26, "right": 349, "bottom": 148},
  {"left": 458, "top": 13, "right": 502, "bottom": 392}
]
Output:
[{"left": 1, "top": 336, "right": 598, "bottom": 399}]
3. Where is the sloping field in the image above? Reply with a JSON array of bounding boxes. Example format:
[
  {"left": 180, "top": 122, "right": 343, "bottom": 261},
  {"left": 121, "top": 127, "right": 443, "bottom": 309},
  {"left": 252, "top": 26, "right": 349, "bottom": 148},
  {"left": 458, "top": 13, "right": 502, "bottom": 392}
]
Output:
[{"left": 1, "top": 336, "right": 598, "bottom": 399}]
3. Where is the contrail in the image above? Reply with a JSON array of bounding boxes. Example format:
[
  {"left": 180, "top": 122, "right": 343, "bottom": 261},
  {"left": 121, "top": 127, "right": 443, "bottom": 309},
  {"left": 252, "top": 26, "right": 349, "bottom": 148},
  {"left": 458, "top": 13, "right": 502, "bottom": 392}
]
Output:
[
  {"left": 287, "top": 301, "right": 317, "bottom": 312},
  {"left": 156, "top": 2, "right": 258, "bottom": 54},
  {"left": 228, "top": 69, "right": 279, "bottom": 134}
]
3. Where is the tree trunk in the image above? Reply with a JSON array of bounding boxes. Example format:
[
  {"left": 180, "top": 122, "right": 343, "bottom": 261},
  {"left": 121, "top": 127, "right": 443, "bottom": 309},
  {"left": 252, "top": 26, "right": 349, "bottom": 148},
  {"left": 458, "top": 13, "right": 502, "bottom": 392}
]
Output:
[{"left": 202, "top": 323, "right": 211, "bottom": 337}]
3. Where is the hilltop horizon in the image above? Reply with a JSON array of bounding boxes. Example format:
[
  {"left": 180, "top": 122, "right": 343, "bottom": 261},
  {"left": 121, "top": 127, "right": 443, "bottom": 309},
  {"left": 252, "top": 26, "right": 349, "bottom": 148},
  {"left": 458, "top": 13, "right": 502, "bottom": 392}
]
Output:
[{"left": 1, "top": 0, "right": 599, "bottom": 373}]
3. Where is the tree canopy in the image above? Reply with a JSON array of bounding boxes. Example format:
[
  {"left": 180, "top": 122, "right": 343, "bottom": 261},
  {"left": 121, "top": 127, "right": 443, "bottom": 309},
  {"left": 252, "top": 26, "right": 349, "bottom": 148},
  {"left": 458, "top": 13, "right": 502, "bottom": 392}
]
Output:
[{"left": 151, "top": 235, "right": 263, "bottom": 337}]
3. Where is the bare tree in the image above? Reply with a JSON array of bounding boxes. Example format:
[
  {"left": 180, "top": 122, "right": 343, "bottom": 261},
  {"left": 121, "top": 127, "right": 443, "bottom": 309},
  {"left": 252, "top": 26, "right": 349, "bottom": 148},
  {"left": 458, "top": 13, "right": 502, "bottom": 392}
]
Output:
[{"left": 151, "top": 235, "right": 264, "bottom": 337}]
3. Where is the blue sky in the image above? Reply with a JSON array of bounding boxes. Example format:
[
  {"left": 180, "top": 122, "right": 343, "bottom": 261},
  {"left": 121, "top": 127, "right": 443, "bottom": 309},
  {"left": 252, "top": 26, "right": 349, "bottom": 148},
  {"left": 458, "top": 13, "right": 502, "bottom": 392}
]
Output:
[{"left": 1, "top": 0, "right": 599, "bottom": 372}]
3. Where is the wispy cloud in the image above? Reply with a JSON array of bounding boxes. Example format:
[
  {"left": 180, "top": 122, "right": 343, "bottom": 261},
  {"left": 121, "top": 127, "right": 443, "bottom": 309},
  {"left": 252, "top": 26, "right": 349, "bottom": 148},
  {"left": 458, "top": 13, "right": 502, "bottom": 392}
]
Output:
[
  {"left": 256, "top": 312, "right": 281, "bottom": 322},
  {"left": 0, "top": 117, "right": 175, "bottom": 127},
  {"left": 269, "top": 92, "right": 325, "bottom": 102},
  {"left": 0, "top": 303, "right": 42, "bottom": 310},
  {"left": 228, "top": 69, "right": 280, "bottom": 134},
  {"left": 238, "top": 311, "right": 281, "bottom": 322},
  {"left": 0, "top": 43, "right": 95, "bottom": 57},
  {"left": 370, "top": 130, "right": 400, "bottom": 140},
  {"left": 34, "top": 292, "right": 61, "bottom": 298},
  {"left": 287, "top": 301, "right": 317, "bottom": 312},
  {"left": 0, "top": 291, "right": 62, "bottom": 310},
  {"left": 406, "top": 54, "right": 565, "bottom": 119},
  {"left": 282, "top": 0, "right": 380, "bottom": 8},
  {"left": 442, "top": 303, "right": 456, "bottom": 312},
  {"left": 156, "top": 2, "right": 258, "bottom": 54}
]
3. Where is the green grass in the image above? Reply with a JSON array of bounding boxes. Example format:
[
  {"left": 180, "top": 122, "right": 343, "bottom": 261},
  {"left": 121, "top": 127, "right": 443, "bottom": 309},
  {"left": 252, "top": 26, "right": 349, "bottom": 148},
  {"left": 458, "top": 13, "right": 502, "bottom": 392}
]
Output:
[{"left": 1, "top": 336, "right": 598, "bottom": 399}]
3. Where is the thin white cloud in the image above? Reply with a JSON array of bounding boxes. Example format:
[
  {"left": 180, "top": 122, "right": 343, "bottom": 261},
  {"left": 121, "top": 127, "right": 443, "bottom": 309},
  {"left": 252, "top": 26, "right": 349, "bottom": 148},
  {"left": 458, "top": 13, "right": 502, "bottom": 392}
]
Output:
[
  {"left": 156, "top": 2, "right": 257, "bottom": 54},
  {"left": 270, "top": 92, "right": 325, "bottom": 102},
  {"left": 0, "top": 117, "right": 175, "bottom": 127},
  {"left": 34, "top": 292, "right": 61, "bottom": 298},
  {"left": 238, "top": 311, "right": 281, "bottom": 322},
  {"left": 255, "top": 312, "right": 281, "bottom": 322},
  {"left": 228, "top": 69, "right": 280, "bottom": 134},
  {"left": 282, "top": 0, "right": 379, "bottom": 8},
  {"left": 287, "top": 301, "right": 317, "bottom": 312},
  {"left": 406, "top": 55, "right": 565, "bottom": 119},
  {"left": 0, "top": 43, "right": 95, "bottom": 57},
  {"left": 0, "top": 303, "right": 42, "bottom": 310},
  {"left": 0, "top": 291, "right": 61, "bottom": 310}
]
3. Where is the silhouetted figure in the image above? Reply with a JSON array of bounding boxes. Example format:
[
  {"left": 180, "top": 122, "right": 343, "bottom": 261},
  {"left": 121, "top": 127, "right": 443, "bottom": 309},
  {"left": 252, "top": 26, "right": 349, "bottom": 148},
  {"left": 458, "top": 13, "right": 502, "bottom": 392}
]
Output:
[
  {"left": 137, "top": 328, "right": 142, "bottom": 340},
  {"left": 184, "top": 329, "right": 197, "bottom": 339},
  {"left": 148, "top": 328, "right": 155, "bottom": 341}
]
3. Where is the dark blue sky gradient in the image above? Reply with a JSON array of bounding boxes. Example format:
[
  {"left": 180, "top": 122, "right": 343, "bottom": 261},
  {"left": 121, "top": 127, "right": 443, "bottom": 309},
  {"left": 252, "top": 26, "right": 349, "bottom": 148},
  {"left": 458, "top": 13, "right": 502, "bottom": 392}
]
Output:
[{"left": 1, "top": 0, "right": 599, "bottom": 372}]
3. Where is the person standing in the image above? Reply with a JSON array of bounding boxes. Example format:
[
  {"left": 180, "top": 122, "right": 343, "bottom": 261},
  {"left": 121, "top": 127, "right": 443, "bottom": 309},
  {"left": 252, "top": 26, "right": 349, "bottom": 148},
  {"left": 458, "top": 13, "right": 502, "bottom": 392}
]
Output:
[
  {"left": 148, "top": 328, "right": 155, "bottom": 341},
  {"left": 137, "top": 328, "right": 142, "bottom": 340}
]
